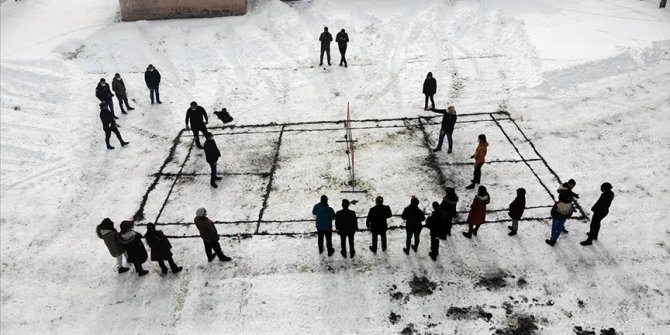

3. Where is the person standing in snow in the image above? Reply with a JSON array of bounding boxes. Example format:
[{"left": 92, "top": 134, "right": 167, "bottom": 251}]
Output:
[
  {"left": 440, "top": 187, "right": 459, "bottom": 237},
  {"left": 319, "top": 26, "right": 333, "bottom": 66},
  {"left": 466, "top": 134, "right": 488, "bottom": 189},
  {"left": 366, "top": 196, "right": 393, "bottom": 253},
  {"left": 99, "top": 103, "right": 129, "bottom": 150},
  {"left": 661, "top": 0, "right": 667, "bottom": 9},
  {"left": 335, "top": 199, "right": 358, "bottom": 258},
  {"left": 145, "top": 223, "right": 183, "bottom": 274},
  {"left": 462, "top": 186, "right": 490, "bottom": 238},
  {"left": 507, "top": 188, "right": 526, "bottom": 236},
  {"left": 425, "top": 202, "right": 446, "bottom": 261},
  {"left": 203, "top": 132, "right": 222, "bottom": 188},
  {"left": 194, "top": 208, "right": 232, "bottom": 262},
  {"left": 111, "top": 73, "right": 135, "bottom": 114},
  {"left": 431, "top": 106, "right": 457, "bottom": 153},
  {"left": 95, "top": 78, "right": 116, "bottom": 118},
  {"left": 401, "top": 196, "right": 425, "bottom": 255},
  {"left": 545, "top": 198, "right": 573, "bottom": 246},
  {"left": 422, "top": 72, "right": 437, "bottom": 110},
  {"left": 312, "top": 195, "right": 336, "bottom": 256},
  {"left": 336, "top": 28, "right": 349, "bottom": 67},
  {"left": 144, "top": 64, "right": 162, "bottom": 104},
  {"left": 185, "top": 101, "right": 209, "bottom": 149},
  {"left": 96, "top": 218, "right": 129, "bottom": 274},
  {"left": 581, "top": 182, "right": 615, "bottom": 246},
  {"left": 118, "top": 220, "right": 149, "bottom": 276}
]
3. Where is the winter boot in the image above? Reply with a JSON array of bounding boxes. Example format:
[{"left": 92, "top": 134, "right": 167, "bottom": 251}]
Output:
[
  {"left": 127, "top": 107, "right": 135, "bottom": 111},
  {"left": 207, "top": 254, "right": 216, "bottom": 262},
  {"left": 369, "top": 245, "right": 377, "bottom": 254},
  {"left": 138, "top": 270, "right": 149, "bottom": 276},
  {"left": 465, "top": 183, "right": 476, "bottom": 189},
  {"left": 580, "top": 239, "right": 593, "bottom": 246},
  {"left": 118, "top": 267, "right": 130, "bottom": 274},
  {"left": 433, "top": 147, "right": 442, "bottom": 152},
  {"left": 121, "top": 141, "right": 129, "bottom": 146},
  {"left": 350, "top": 250, "right": 355, "bottom": 258},
  {"left": 107, "top": 145, "right": 115, "bottom": 150},
  {"left": 545, "top": 239, "right": 556, "bottom": 247},
  {"left": 327, "top": 248, "right": 335, "bottom": 257},
  {"left": 462, "top": 232, "right": 472, "bottom": 239},
  {"left": 508, "top": 230, "right": 517, "bottom": 236},
  {"left": 402, "top": 247, "right": 409, "bottom": 255},
  {"left": 220, "top": 255, "right": 232, "bottom": 262},
  {"left": 211, "top": 182, "right": 218, "bottom": 188},
  {"left": 429, "top": 252, "right": 437, "bottom": 261},
  {"left": 340, "top": 250, "right": 347, "bottom": 258},
  {"left": 411, "top": 244, "right": 418, "bottom": 252},
  {"left": 172, "top": 266, "right": 183, "bottom": 274}
]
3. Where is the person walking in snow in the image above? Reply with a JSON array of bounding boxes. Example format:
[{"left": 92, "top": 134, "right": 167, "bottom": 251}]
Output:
[
  {"left": 440, "top": 187, "right": 459, "bottom": 237},
  {"left": 194, "top": 208, "right": 232, "bottom": 262},
  {"left": 545, "top": 198, "right": 573, "bottom": 246},
  {"left": 313, "top": 195, "right": 336, "bottom": 256},
  {"left": 186, "top": 101, "right": 209, "bottom": 149},
  {"left": 144, "top": 64, "right": 162, "bottom": 104},
  {"left": 111, "top": 73, "right": 135, "bottom": 114},
  {"left": 581, "top": 182, "right": 615, "bottom": 246},
  {"left": 466, "top": 134, "right": 488, "bottom": 189},
  {"left": 336, "top": 28, "right": 349, "bottom": 67},
  {"left": 118, "top": 220, "right": 149, "bottom": 276},
  {"left": 422, "top": 72, "right": 437, "bottom": 110},
  {"left": 203, "top": 132, "right": 222, "bottom": 188},
  {"left": 99, "top": 103, "right": 129, "bottom": 150},
  {"left": 507, "top": 188, "right": 526, "bottom": 236},
  {"left": 96, "top": 218, "right": 129, "bottom": 274},
  {"left": 432, "top": 106, "right": 457, "bottom": 153},
  {"left": 401, "top": 196, "right": 425, "bottom": 255},
  {"left": 145, "top": 223, "right": 183, "bottom": 274},
  {"left": 366, "top": 196, "right": 393, "bottom": 253},
  {"left": 425, "top": 202, "right": 446, "bottom": 261},
  {"left": 319, "top": 26, "right": 333, "bottom": 66},
  {"left": 661, "top": 0, "right": 667, "bottom": 9},
  {"left": 95, "top": 78, "right": 116, "bottom": 118},
  {"left": 462, "top": 186, "right": 490, "bottom": 238},
  {"left": 335, "top": 199, "right": 358, "bottom": 258}
]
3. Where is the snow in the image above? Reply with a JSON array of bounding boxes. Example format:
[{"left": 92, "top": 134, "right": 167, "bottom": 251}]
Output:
[{"left": 1, "top": 0, "right": 670, "bottom": 334}]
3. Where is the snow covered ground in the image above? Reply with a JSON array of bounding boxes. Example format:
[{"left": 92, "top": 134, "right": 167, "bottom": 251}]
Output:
[{"left": 1, "top": 0, "right": 670, "bottom": 334}]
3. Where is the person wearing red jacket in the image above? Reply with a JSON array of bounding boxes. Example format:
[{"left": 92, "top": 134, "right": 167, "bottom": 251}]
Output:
[
  {"left": 462, "top": 186, "right": 490, "bottom": 238},
  {"left": 466, "top": 134, "right": 488, "bottom": 189}
]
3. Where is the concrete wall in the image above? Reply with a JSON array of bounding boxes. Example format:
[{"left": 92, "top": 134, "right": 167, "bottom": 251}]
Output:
[{"left": 119, "top": 0, "right": 246, "bottom": 21}]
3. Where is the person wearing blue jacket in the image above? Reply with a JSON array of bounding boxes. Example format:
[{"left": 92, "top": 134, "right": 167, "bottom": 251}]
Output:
[{"left": 313, "top": 195, "right": 336, "bottom": 256}]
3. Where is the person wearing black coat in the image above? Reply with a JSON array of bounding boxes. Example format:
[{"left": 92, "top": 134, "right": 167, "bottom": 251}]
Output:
[
  {"left": 425, "top": 202, "right": 446, "bottom": 261},
  {"left": 422, "top": 72, "right": 437, "bottom": 110},
  {"left": 401, "top": 196, "right": 425, "bottom": 254},
  {"left": 186, "top": 101, "right": 209, "bottom": 149},
  {"left": 118, "top": 220, "right": 149, "bottom": 276},
  {"left": 144, "top": 64, "right": 162, "bottom": 104},
  {"left": 99, "top": 103, "right": 129, "bottom": 150},
  {"left": 319, "top": 26, "right": 333, "bottom": 66},
  {"left": 440, "top": 187, "right": 459, "bottom": 237},
  {"left": 335, "top": 199, "right": 358, "bottom": 258},
  {"left": 366, "top": 196, "right": 392, "bottom": 253},
  {"left": 145, "top": 223, "right": 183, "bottom": 274},
  {"left": 335, "top": 29, "right": 349, "bottom": 67},
  {"left": 111, "top": 73, "right": 135, "bottom": 114},
  {"left": 507, "top": 188, "right": 526, "bottom": 236},
  {"left": 581, "top": 182, "right": 615, "bottom": 246},
  {"left": 432, "top": 106, "right": 457, "bottom": 153},
  {"left": 95, "top": 78, "right": 116, "bottom": 117},
  {"left": 203, "top": 132, "right": 222, "bottom": 188}
]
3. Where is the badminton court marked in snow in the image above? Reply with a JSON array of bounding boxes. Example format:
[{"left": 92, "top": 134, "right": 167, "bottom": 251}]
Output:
[{"left": 133, "top": 111, "right": 588, "bottom": 238}]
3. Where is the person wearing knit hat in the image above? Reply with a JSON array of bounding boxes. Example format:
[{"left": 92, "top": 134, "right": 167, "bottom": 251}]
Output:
[
  {"left": 95, "top": 218, "right": 130, "bottom": 274},
  {"left": 145, "top": 223, "right": 183, "bottom": 274},
  {"left": 194, "top": 208, "right": 231, "bottom": 262},
  {"left": 581, "top": 183, "right": 615, "bottom": 246},
  {"left": 118, "top": 220, "right": 149, "bottom": 276}
]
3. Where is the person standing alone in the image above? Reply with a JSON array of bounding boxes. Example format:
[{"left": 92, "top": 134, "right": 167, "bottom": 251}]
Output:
[
  {"left": 466, "top": 134, "right": 488, "bottom": 189},
  {"left": 203, "top": 132, "right": 222, "bottom": 188},
  {"left": 422, "top": 72, "right": 436, "bottom": 110},
  {"left": 144, "top": 64, "right": 162, "bottom": 104},
  {"left": 581, "top": 182, "right": 614, "bottom": 246},
  {"left": 185, "top": 101, "right": 209, "bottom": 149},
  {"left": 313, "top": 195, "right": 336, "bottom": 256},
  {"left": 194, "top": 208, "right": 232, "bottom": 262},
  {"left": 319, "top": 27, "right": 333, "bottom": 66},
  {"left": 432, "top": 106, "right": 457, "bottom": 153},
  {"left": 336, "top": 28, "right": 349, "bottom": 67}
]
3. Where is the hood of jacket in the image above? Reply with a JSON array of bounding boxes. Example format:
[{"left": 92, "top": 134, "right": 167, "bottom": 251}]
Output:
[
  {"left": 476, "top": 194, "right": 490, "bottom": 204},
  {"left": 119, "top": 230, "right": 137, "bottom": 244}
]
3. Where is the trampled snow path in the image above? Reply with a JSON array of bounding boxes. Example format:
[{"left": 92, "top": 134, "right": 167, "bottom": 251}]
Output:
[{"left": 1, "top": 0, "right": 670, "bottom": 334}]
